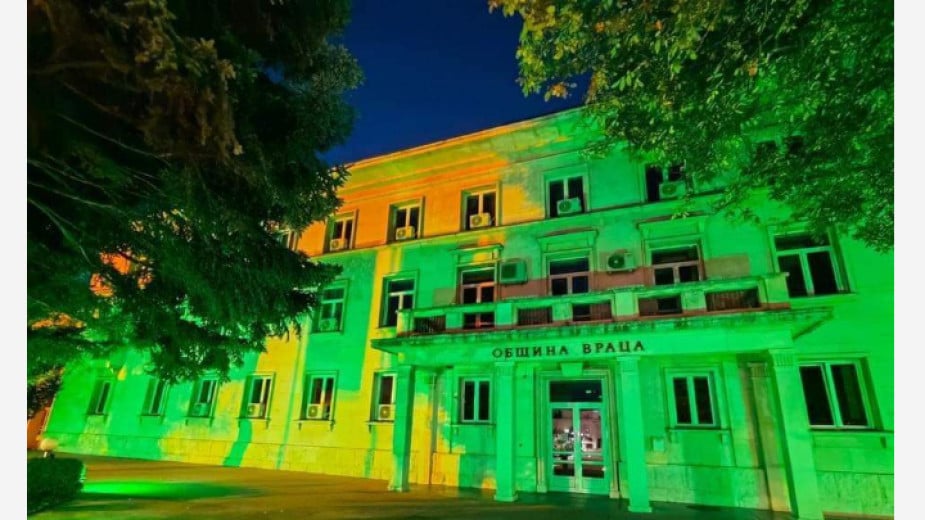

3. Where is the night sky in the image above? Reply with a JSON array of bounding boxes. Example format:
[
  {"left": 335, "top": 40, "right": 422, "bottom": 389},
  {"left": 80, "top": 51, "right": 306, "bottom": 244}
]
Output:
[{"left": 325, "top": 0, "right": 583, "bottom": 165}]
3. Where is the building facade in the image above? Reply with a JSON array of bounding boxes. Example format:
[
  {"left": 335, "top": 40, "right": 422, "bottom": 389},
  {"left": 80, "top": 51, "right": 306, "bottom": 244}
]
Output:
[{"left": 42, "top": 109, "right": 894, "bottom": 519}]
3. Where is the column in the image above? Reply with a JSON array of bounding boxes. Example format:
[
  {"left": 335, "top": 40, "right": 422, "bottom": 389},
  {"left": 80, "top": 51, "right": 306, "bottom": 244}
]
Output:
[
  {"left": 494, "top": 361, "right": 517, "bottom": 502},
  {"left": 768, "top": 349, "right": 824, "bottom": 520},
  {"left": 617, "top": 356, "right": 652, "bottom": 513},
  {"left": 389, "top": 364, "right": 416, "bottom": 492}
]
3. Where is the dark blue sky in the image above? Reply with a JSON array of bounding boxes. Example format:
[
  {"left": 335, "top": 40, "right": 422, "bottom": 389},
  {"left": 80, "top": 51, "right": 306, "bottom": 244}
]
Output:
[{"left": 325, "top": 0, "right": 583, "bottom": 164}]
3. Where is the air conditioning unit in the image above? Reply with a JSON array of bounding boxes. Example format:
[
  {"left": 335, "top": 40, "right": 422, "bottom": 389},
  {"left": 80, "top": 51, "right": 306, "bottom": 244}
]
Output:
[
  {"left": 557, "top": 197, "right": 582, "bottom": 215},
  {"left": 329, "top": 238, "right": 346, "bottom": 251},
  {"left": 394, "top": 226, "right": 417, "bottom": 241},
  {"left": 469, "top": 213, "right": 493, "bottom": 229},
  {"left": 245, "top": 403, "right": 266, "bottom": 418},
  {"left": 191, "top": 403, "right": 210, "bottom": 417},
  {"left": 606, "top": 251, "right": 636, "bottom": 272},
  {"left": 305, "top": 404, "right": 323, "bottom": 420},
  {"left": 659, "top": 180, "right": 687, "bottom": 200},
  {"left": 317, "top": 318, "right": 339, "bottom": 332},
  {"left": 377, "top": 404, "right": 394, "bottom": 421},
  {"left": 499, "top": 260, "right": 527, "bottom": 285}
]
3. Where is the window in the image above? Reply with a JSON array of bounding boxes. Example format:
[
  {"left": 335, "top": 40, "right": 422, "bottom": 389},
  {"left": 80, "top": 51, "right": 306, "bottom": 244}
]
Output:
[
  {"left": 276, "top": 229, "right": 300, "bottom": 251},
  {"left": 463, "top": 190, "right": 497, "bottom": 230},
  {"left": 381, "top": 278, "right": 415, "bottom": 327},
  {"left": 774, "top": 232, "right": 843, "bottom": 297},
  {"left": 669, "top": 374, "right": 716, "bottom": 427},
  {"left": 460, "top": 266, "right": 496, "bottom": 329},
  {"left": 241, "top": 375, "right": 272, "bottom": 418},
  {"left": 326, "top": 214, "right": 355, "bottom": 252},
  {"left": 459, "top": 267, "right": 495, "bottom": 304},
  {"left": 88, "top": 379, "right": 112, "bottom": 415},
  {"left": 315, "top": 286, "right": 346, "bottom": 332},
  {"left": 799, "top": 362, "right": 871, "bottom": 428},
  {"left": 548, "top": 176, "right": 585, "bottom": 217},
  {"left": 371, "top": 373, "right": 396, "bottom": 422},
  {"left": 189, "top": 377, "right": 218, "bottom": 417},
  {"left": 645, "top": 163, "right": 686, "bottom": 202},
  {"left": 390, "top": 202, "right": 421, "bottom": 242},
  {"left": 142, "top": 378, "right": 169, "bottom": 416},
  {"left": 651, "top": 245, "right": 702, "bottom": 285},
  {"left": 460, "top": 378, "right": 491, "bottom": 423},
  {"left": 302, "top": 374, "right": 336, "bottom": 420},
  {"left": 548, "top": 257, "right": 591, "bottom": 296}
]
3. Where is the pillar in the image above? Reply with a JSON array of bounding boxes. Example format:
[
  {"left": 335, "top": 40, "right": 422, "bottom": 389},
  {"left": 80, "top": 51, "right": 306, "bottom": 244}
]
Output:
[
  {"left": 768, "top": 349, "right": 824, "bottom": 520},
  {"left": 388, "top": 364, "right": 416, "bottom": 492},
  {"left": 617, "top": 356, "right": 652, "bottom": 513},
  {"left": 494, "top": 361, "right": 517, "bottom": 502}
]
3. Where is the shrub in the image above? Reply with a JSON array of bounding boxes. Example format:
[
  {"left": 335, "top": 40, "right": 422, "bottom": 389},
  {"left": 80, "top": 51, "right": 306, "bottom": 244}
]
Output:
[{"left": 27, "top": 457, "right": 86, "bottom": 514}]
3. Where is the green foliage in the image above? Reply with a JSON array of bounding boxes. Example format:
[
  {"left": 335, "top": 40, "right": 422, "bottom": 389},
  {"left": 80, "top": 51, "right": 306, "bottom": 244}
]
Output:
[
  {"left": 28, "top": 0, "right": 362, "bottom": 381},
  {"left": 491, "top": 0, "right": 893, "bottom": 251},
  {"left": 28, "top": 368, "right": 62, "bottom": 419},
  {"left": 27, "top": 457, "right": 86, "bottom": 514}
]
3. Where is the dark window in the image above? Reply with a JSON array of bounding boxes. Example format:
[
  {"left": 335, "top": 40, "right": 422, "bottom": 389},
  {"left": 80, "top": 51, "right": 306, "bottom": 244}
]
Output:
[
  {"left": 800, "top": 363, "right": 870, "bottom": 428},
  {"left": 652, "top": 246, "right": 701, "bottom": 285},
  {"left": 459, "top": 268, "right": 495, "bottom": 304},
  {"left": 461, "top": 379, "right": 491, "bottom": 422},
  {"left": 549, "top": 258, "right": 590, "bottom": 295},
  {"left": 672, "top": 375, "right": 715, "bottom": 426},
  {"left": 775, "top": 233, "right": 842, "bottom": 297},
  {"left": 548, "top": 177, "right": 585, "bottom": 217},
  {"left": 799, "top": 366, "right": 835, "bottom": 426},
  {"left": 549, "top": 380, "right": 603, "bottom": 403},
  {"left": 673, "top": 378, "right": 691, "bottom": 424},
  {"left": 645, "top": 165, "right": 663, "bottom": 202},
  {"left": 464, "top": 191, "right": 498, "bottom": 230},
  {"left": 377, "top": 375, "right": 395, "bottom": 406},
  {"left": 382, "top": 279, "right": 415, "bottom": 327}
]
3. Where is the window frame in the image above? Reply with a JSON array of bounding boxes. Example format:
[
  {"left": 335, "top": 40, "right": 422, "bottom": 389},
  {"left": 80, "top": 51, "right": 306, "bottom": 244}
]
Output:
[
  {"left": 771, "top": 230, "right": 847, "bottom": 297},
  {"left": 371, "top": 372, "right": 397, "bottom": 422},
  {"left": 798, "top": 360, "right": 873, "bottom": 430},
  {"left": 189, "top": 376, "right": 219, "bottom": 418},
  {"left": 649, "top": 244, "right": 703, "bottom": 286},
  {"left": 88, "top": 378, "right": 113, "bottom": 416},
  {"left": 459, "top": 376, "right": 493, "bottom": 424},
  {"left": 314, "top": 283, "right": 348, "bottom": 333},
  {"left": 389, "top": 199, "right": 423, "bottom": 242},
  {"left": 644, "top": 162, "right": 688, "bottom": 203},
  {"left": 462, "top": 187, "right": 499, "bottom": 231},
  {"left": 666, "top": 370, "right": 719, "bottom": 428},
  {"left": 380, "top": 276, "right": 416, "bottom": 328},
  {"left": 302, "top": 372, "right": 337, "bottom": 421},
  {"left": 241, "top": 374, "right": 273, "bottom": 419},
  {"left": 546, "top": 255, "right": 592, "bottom": 296},
  {"left": 141, "top": 377, "right": 169, "bottom": 416},
  {"left": 326, "top": 211, "right": 357, "bottom": 252},
  {"left": 545, "top": 171, "right": 589, "bottom": 218}
]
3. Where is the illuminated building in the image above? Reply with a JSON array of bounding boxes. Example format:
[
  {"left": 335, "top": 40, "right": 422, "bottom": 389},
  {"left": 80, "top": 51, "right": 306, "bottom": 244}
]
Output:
[{"left": 42, "top": 109, "right": 894, "bottom": 519}]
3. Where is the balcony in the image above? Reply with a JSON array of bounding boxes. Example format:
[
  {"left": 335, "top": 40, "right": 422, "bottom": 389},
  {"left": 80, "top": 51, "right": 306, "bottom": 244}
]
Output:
[{"left": 395, "top": 273, "right": 791, "bottom": 337}]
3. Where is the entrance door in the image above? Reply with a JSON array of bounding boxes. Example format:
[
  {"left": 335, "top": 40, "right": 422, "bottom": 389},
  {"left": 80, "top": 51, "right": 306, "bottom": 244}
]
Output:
[{"left": 547, "top": 380, "right": 611, "bottom": 494}]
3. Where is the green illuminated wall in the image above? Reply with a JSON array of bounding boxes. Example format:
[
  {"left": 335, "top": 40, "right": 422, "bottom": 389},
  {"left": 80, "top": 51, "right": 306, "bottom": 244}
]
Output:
[{"left": 43, "top": 108, "right": 893, "bottom": 518}]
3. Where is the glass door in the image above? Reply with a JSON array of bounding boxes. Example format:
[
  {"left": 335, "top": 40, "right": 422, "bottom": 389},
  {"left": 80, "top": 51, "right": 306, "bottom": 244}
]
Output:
[{"left": 547, "top": 380, "right": 611, "bottom": 494}]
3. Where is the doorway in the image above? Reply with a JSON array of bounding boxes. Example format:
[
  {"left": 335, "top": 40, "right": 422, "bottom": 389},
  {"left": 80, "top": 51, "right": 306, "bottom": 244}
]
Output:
[{"left": 547, "top": 379, "right": 612, "bottom": 495}]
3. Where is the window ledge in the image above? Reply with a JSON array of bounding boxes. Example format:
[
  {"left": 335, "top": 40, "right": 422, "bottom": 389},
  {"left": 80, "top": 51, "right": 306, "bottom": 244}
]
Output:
[
  {"left": 452, "top": 422, "right": 495, "bottom": 427},
  {"left": 811, "top": 429, "right": 892, "bottom": 449},
  {"left": 666, "top": 426, "right": 731, "bottom": 444},
  {"left": 789, "top": 292, "right": 858, "bottom": 305}
]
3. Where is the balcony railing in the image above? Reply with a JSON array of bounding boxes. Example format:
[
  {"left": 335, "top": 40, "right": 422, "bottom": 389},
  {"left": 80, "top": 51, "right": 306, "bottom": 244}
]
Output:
[{"left": 396, "top": 273, "right": 791, "bottom": 337}]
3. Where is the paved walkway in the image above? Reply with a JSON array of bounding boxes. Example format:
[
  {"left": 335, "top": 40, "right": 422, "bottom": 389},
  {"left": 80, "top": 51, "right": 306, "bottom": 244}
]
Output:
[{"left": 32, "top": 454, "right": 815, "bottom": 520}]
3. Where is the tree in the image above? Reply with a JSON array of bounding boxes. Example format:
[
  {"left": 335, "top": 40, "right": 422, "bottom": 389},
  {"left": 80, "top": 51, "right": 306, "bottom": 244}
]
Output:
[
  {"left": 491, "top": 0, "right": 893, "bottom": 252},
  {"left": 28, "top": 0, "right": 362, "bottom": 382}
]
